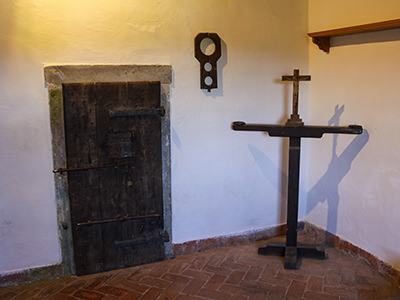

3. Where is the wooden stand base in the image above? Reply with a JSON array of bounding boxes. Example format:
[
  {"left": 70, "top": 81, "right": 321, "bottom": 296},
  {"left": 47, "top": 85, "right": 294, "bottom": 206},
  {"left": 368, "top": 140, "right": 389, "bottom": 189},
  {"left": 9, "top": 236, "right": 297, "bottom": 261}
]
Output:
[{"left": 258, "top": 242, "right": 326, "bottom": 269}]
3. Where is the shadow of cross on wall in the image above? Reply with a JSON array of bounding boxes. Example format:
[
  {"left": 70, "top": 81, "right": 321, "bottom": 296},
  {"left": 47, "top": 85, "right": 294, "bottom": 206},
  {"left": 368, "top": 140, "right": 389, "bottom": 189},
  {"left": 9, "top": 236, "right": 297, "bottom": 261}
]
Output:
[
  {"left": 248, "top": 105, "right": 369, "bottom": 238},
  {"left": 306, "top": 105, "right": 369, "bottom": 236}
]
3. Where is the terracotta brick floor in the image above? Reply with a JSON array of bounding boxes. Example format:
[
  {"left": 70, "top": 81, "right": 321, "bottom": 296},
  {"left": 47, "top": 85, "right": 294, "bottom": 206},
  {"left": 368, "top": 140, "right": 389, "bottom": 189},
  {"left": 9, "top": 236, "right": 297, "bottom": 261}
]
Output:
[{"left": 1, "top": 237, "right": 400, "bottom": 300}]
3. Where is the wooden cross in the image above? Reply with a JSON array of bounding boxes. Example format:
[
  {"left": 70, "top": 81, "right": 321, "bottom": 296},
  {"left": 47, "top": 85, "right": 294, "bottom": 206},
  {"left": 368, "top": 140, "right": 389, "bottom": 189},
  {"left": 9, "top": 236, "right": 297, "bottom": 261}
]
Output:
[{"left": 282, "top": 69, "right": 311, "bottom": 126}]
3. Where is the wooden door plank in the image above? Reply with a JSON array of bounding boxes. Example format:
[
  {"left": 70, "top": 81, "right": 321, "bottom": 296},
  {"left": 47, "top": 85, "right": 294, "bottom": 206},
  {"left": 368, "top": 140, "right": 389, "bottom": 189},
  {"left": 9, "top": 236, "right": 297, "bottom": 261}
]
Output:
[
  {"left": 126, "top": 82, "right": 163, "bottom": 217},
  {"left": 95, "top": 82, "right": 164, "bottom": 271},
  {"left": 63, "top": 83, "right": 104, "bottom": 275}
]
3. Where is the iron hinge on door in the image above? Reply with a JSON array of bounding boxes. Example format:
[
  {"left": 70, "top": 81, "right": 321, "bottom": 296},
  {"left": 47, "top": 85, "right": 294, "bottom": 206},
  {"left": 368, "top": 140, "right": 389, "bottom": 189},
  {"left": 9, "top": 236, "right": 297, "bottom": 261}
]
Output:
[
  {"left": 109, "top": 107, "right": 165, "bottom": 118},
  {"left": 76, "top": 214, "right": 161, "bottom": 227},
  {"left": 114, "top": 230, "right": 170, "bottom": 249},
  {"left": 53, "top": 162, "right": 129, "bottom": 174}
]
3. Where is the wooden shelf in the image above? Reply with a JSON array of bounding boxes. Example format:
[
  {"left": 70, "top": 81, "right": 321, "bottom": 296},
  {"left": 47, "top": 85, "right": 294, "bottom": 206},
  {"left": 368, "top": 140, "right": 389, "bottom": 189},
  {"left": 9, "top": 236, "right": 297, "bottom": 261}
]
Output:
[{"left": 308, "top": 19, "right": 400, "bottom": 53}]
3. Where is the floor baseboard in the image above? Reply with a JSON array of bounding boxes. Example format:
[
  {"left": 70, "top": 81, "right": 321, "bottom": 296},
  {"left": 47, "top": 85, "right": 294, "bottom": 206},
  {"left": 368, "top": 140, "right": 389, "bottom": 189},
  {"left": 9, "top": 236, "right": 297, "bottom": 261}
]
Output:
[
  {"left": 0, "top": 264, "right": 62, "bottom": 288},
  {"left": 303, "top": 221, "right": 400, "bottom": 287},
  {"left": 172, "top": 224, "right": 286, "bottom": 256}
]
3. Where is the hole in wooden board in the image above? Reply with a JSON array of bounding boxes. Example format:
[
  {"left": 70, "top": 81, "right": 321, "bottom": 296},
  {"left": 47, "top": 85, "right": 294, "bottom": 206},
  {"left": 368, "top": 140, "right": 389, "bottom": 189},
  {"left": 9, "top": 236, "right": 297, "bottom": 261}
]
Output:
[
  {"left": 204, "top": 76, "right": 213, "bottom": 86},
  {"left": 204, "top": 62, "right": 213, "bottom": 72},
  {"left": 200, "top": 37, "right": 216, "bottom": 55}
]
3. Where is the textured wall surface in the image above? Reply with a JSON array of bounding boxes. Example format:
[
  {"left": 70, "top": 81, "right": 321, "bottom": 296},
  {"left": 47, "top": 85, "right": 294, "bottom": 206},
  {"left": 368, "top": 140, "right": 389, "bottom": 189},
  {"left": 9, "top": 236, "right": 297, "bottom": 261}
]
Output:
[
  {"left": 308, "top": 0, "right": 400, "bottom": 270},
  {"left": 0, "top": 0, "right": 309, "bottom": 274}
]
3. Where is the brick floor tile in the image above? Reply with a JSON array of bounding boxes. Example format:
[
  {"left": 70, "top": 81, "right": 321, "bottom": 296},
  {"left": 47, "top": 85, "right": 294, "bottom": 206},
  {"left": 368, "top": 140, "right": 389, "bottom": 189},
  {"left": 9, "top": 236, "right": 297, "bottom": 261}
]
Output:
[
  {"left": 285, "top": 280, "right": 306, "bottom": 298},
  {"left": 226, "top": 270, "right": 246, "bottom": 284},
  {"left": 306, "top": 275, "right": 323, "bottom": 292},
  {"left": 221, "top": 261, "right": 250, "bottom": 272},
  {"left": 242, "top": 280, "right": 273, "bottom": 291},
  {"left": 340, "top": 267, "right": 356, "bottom": 283},
  {"left": 223, "top": 250, "right": 242, "bottom": 264},
  {"left": 173, "top": 253, "right": 197, "bottom": 263},
  {"left": 98, "top": 285, "right": 128, "bottom": 297},
  {"left": 48, "top": 294, "right": 77, "bottom": 300},
  {"left": 340, "top": 280, "right": 376, "bottom": 292},
  {"left": 175, "top": 295, "right": 206, "bottom": 300},
  {"left": 139, "top": 276, "right": 171, "bottom": 289},
  {"left": 301, "top": 261, "right": 331, "bottom": 276},
  {"left": 261, "top": 264, "right": 280, "bottom": 277},
  {"left": 203, "top": 274, "right": 225, "bottom": 290},
  {"left": 148, "top": 263, "right": 172, "bottom": 278},
  {"left": 355, "top": 263, "right": 376, "bottom": 278},
  {"left": 197, "top": 288, "right": 232, "bottom": 300},
  {"left": 118, "top": 280, "right": 150, "bottom": 293},
  {"left": 324, "top": 272, "right": 341, "bottom": 286},
  {"left": 219, "top": 283, "right": 251, "bottom": 296},
  {"left": 139, "top": 287, "right": 162, "bottom": 300},
  {"left": 323, "top": 286, "right": 357, "bottom": 298},
  {"left": 243, "top": 266, "right": 263, "bottom": 281},
  {"left": 73, "top": 289, "right": 105, "bottom": 300},
  {"left": 189, "top": 256, "right": 209, "bottom": 270},
  {"left": 206, "top": 254, "right": 225, "bottom": 267},
  {"left": 121, "top": 291, "right": 141, "bottom": 300},
  {"left": 182, "top": 278, "right": 205, "bottom": 295},
  {"left": 0, "top": 292, "right": 18, "bottom": 300},
  {"left": 303, "top": 291, "right": 339, "bottom": 300},
  {"left": 106, "top": 272, "right": 131, "bottom": 286},
  {"left": 277, "top": 269, "right": 310, "bottom": 282},
  {"left": 86, "top": 275, "right": 109, "bottom": 290},
  {"left": 356, "top": 272, "right": 389, "bottom": 286},
  {"left": 204, "top": 265, "right": 232, "bottom": 277},
  {"left": 375, "top": 285, "right": 400, "bottom": 299},
  {"left": 259, "top": 274, "right": 291, "bottom": 287},
  {"left": 36, "top": 283, "right": 64, "bottom": 298},
  {"left": 230, "top": 295, "right": 249, "bottom": 300},
  {"left": 59, "top": 280, "right": 88, "bottom": 295},
  {"left": 168, "top": 261, "right": 191, "bottom": 274},
  {"left": 53, "top": 276, "right": 79, "bottom": 286},
  {"left": 183, "top": 268, "right": 213, "bottom": 281},
  {"left": 161, "top": 273, "right": 191, "bottom": 284},
  {"left": 158, "top": 281, "right": 187, "bottom": 300},
  {"left": 268, "top": 285, "right": 286, "bottom": 299},
  {"left": 237, "top": 256, "right": 270, "bottom": 268},
  {"left": 357, "top": 290, "right": 375, "bottom": 300},
  {"left": 103, "top": 296, "right": 120, "bottom": 300},
  {"left": 249, "top": 292, "right": 268, "bottom": 300},
  {"left": 8, "top": 288, "right": 41, "bottom": 300},
  {"left": 127, "top": 268, "right": 152, "bottom": 282}
]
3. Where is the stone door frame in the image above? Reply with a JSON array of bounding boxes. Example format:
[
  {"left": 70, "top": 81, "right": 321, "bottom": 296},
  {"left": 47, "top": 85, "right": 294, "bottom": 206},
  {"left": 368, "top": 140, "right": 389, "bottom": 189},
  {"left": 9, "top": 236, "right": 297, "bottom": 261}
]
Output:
[{"left": 44, "top": 65, "right": 173, "bottom": 276}]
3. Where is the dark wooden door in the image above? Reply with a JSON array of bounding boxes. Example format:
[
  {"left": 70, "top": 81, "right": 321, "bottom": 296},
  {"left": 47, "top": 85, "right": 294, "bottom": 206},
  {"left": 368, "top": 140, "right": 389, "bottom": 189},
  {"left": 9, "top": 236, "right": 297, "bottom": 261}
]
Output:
[{"left": 63, "top": 81, "right": 165, "bottom": 275}]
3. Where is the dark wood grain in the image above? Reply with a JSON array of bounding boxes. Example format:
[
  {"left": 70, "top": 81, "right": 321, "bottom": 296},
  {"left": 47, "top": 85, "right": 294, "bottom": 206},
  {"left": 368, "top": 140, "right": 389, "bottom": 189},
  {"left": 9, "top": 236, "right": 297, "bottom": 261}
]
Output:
[{"left": 63, "top": 82, "right": 164, "bottom": 275}]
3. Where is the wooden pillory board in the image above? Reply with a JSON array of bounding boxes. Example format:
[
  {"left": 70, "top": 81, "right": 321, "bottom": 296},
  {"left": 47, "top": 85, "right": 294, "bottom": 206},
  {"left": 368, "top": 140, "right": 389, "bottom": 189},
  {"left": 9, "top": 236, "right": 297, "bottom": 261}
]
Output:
[{"left": 232, "top": 69, "right": 363, "bottom": 269}]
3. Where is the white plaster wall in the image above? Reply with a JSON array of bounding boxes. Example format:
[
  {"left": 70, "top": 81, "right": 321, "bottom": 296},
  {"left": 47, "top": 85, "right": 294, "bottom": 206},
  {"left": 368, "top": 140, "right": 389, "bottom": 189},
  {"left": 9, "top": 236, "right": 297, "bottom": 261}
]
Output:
[
  {"left": 0, "top": 0, "right": 309, "bottom": 273},
  {"left": 308, "top": 0, "right": 400, "bottom": 270}
]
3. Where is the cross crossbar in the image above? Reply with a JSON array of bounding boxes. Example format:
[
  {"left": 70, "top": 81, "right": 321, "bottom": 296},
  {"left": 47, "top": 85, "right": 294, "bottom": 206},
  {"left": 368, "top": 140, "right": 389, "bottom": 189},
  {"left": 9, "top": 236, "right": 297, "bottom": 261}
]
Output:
[
  {"left": 282, "top": 69, "right": 311, "bottom": 126},
  {"left": 282, "top": 70, "right": 311, "bottom": 82}
]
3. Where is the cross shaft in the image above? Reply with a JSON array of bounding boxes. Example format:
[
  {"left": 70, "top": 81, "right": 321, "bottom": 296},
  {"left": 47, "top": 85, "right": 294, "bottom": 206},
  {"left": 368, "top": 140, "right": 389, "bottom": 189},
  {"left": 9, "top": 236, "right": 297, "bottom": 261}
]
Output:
[{"left": 282, "top": 69, "right": 311, "bottom": 126}]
